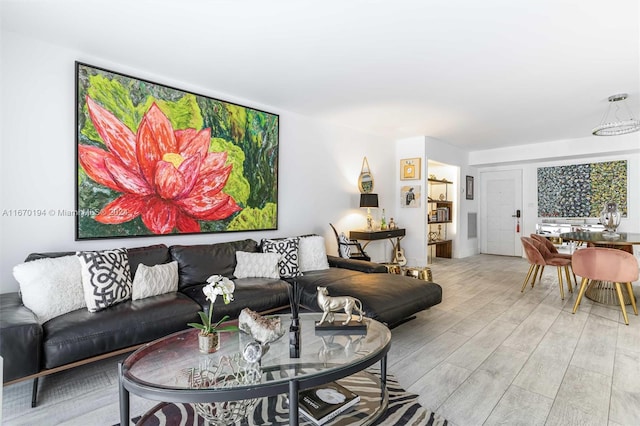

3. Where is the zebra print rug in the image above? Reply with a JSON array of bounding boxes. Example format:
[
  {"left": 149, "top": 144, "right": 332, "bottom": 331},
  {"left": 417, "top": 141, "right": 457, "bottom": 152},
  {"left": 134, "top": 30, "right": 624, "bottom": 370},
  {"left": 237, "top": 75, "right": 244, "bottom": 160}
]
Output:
[{"left": 130, "top": 371, "right": 448, "bottom": 426}]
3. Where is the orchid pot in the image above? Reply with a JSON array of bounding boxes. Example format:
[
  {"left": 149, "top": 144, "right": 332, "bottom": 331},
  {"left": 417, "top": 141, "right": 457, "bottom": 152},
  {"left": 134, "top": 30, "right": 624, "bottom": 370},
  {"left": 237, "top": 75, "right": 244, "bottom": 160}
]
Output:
[{"left": 198, "top": 332, "right": 220, "bottom": 354}]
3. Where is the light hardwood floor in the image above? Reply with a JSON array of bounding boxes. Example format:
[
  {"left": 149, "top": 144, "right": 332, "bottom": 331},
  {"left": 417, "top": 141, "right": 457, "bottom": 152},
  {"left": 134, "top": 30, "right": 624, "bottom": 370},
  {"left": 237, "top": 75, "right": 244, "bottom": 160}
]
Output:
[
  {"left": 389, "top": 254, "right": 640, "bottom": 426},
  {"left": 2, "top": 254, "right": 639, "bottom": 425}
]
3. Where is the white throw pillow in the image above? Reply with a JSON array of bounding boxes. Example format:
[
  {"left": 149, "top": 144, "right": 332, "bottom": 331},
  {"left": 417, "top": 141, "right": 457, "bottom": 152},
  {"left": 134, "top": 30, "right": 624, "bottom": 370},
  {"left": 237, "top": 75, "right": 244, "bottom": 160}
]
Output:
[
  {"left": 13, "top": 255, "right": 85, "bottom": 324},
  {"left": 298, "top": 235, "right": 330, "bottom": 272},
  {"left": 77, "top": 248, "right": 132, "bottom": 312},
  {"left": 132, "top": 261, "right": 179, "bottom": 300},
  {"left": 234, "top": 251, "right": 281, "bottom": 279}
]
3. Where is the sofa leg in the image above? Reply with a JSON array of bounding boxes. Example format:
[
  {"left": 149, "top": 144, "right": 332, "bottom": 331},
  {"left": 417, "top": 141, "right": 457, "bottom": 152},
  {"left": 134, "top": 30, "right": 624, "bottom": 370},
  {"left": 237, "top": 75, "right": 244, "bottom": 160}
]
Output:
[{"left": 31, "top": 377, "right": 39, "bottom": 408}]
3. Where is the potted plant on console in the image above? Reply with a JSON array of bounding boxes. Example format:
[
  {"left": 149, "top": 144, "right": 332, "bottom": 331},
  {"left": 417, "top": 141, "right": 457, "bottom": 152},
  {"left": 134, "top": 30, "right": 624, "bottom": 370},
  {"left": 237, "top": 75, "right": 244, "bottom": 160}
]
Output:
[{"left": 188, "top": 275, "right": 238, "bottom": 353}]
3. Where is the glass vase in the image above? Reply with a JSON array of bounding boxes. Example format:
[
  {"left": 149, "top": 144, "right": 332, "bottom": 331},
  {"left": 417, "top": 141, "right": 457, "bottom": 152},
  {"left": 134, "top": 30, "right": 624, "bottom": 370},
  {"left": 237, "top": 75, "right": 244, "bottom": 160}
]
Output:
[{"left": 600, "top": 202, "right": 621, "bottom": 236}]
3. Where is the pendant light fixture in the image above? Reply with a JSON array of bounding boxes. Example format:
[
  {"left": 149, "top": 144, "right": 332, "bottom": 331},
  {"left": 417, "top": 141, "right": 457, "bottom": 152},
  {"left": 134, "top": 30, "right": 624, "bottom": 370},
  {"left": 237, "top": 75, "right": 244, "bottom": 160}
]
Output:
[{"left": 592, "top": 93, "right": 640, "bottom": 136}]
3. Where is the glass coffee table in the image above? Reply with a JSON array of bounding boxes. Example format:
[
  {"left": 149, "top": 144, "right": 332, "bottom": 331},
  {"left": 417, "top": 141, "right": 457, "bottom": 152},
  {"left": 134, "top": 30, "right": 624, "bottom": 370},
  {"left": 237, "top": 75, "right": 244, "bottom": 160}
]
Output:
[{"left": 119, "top": 313, "right": 391, "bottom": 426}]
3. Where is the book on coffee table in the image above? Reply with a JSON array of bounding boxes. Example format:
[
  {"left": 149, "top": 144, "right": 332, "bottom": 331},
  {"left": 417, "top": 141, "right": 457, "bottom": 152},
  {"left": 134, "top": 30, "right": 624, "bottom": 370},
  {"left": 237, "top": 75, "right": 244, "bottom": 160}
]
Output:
[{"left": 298, "top": 381, "right": 360, "bottom": 425}]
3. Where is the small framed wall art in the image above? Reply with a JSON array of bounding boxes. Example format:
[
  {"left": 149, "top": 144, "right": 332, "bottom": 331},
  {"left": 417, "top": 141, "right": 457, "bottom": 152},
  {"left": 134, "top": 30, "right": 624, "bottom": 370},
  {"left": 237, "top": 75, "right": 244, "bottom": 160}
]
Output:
[
  {"left": 466, "top": 176, "right": 474, "bottom": 200},
  {"left": 400, "top": 158, "right": 421, "bottom": 180},
  {"left": 401, "top": 185, "right": 421, "bottom": 208}
]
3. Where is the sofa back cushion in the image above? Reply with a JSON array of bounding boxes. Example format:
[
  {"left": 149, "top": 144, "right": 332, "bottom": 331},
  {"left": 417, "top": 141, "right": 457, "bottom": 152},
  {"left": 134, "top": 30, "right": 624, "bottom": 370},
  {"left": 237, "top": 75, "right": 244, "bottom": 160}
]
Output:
[
  {"left": 25, "top": 251, "right": 75, "bottom": 262},
  {"left": 170, "top": 239, "right": 259, "bottom": 290},
  {"left": 126, "top": 244, "right": 172, "bottom": 278},
  {"left": 25, "top": 244, "right": 171, "bottom": 281},
  {"left": 15, "top": 244, "right": 172, "bottom": 319}
]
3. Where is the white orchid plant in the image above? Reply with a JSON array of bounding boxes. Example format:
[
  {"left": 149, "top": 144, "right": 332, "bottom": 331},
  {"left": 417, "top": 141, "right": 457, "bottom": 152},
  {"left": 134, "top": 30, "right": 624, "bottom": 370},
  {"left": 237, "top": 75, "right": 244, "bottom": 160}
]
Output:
[{"left": 188, "top": 275, "right": 238, "bottom": 335}]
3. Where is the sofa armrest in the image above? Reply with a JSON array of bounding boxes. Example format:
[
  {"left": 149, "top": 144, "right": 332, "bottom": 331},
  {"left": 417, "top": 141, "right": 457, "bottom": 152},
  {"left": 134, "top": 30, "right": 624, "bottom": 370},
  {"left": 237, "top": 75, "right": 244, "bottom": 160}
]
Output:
[
  {"left": 327, "top": 255, "right": 388, "bottom": 273},
  {"left": 0, "top": 292, "right": 42, "bottom": 382}
]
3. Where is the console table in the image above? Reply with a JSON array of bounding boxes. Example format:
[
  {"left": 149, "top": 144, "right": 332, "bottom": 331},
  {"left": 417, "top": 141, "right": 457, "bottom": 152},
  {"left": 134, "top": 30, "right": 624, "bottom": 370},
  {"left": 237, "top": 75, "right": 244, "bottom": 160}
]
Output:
[{"left": 350, "top": 228, "right": 406, "bottom": 264}]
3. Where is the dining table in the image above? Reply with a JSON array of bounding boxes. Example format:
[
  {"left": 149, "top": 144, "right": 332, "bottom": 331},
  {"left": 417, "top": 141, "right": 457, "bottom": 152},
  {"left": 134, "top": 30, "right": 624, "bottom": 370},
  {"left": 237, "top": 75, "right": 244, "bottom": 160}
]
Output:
[{"left": 559, "top": 231, "right": 640, "bottom": 306}]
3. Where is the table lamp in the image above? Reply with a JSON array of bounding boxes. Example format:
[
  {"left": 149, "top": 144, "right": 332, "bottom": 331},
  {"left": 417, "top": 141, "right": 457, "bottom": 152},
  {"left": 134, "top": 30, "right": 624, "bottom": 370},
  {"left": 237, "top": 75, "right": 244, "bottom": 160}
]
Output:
[{"left": 359, "top": 193, "right": 379, "bottom": 230}]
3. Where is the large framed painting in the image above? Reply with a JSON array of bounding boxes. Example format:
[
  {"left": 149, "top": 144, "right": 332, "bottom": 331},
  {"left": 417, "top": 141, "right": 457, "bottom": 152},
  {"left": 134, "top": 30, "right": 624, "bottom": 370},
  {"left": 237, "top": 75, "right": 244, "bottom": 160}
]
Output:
[
  {"left": 537, "top": 160, "right": 627, "bottom": 218},
  {"left": 75, "top": 62, "right": 279, "bottom": 240}
]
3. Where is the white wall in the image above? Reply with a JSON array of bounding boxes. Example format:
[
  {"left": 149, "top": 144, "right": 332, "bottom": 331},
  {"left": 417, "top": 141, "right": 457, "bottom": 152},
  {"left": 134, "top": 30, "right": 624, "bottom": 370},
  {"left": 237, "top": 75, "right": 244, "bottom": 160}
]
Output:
[
  {"left": 425, "top": 137, "right": 480, "bottom": 259},
  {"left": 469, "top": 134, "right": 640, "bottom": 166},
  {"left": 394, "top": 137, "right": 427, "bottom": 266},
  {"left": 4, "top": 33, "right": 638, "bottom": 293},
  {"left": 477, "top": 153, "right": 640, "bottom": 235},
  {"left": 393, "top": 136, "right": 479, "bottom": 266},
  {"left": 0, "top": 31, "right": 394, "bottom": 293},
  {"left": 472, "top": 138, "right": 640, "bottom": 256},
  {"left": 392, "top": 132, "right": 640, "bottom": 263}
]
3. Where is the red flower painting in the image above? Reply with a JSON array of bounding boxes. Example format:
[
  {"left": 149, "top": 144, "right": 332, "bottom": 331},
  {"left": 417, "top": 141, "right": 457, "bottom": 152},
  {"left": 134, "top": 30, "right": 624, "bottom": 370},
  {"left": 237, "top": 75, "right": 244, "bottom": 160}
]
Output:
[{"left": 78, "top": 96, "right": 241, "bottom": 234}]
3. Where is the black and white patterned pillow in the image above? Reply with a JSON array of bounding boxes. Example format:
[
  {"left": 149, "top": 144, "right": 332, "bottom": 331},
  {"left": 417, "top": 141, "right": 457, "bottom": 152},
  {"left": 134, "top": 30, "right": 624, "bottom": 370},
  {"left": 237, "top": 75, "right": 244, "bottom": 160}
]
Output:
[
  {"left": 338, "top": 233, "right": 352, "bottom": 258},
  {"left": 77, "top": 248, "right": 132, "bottom": 312},
  {"left": 261, "top": 237, "right": 302, "bottom": 278}
]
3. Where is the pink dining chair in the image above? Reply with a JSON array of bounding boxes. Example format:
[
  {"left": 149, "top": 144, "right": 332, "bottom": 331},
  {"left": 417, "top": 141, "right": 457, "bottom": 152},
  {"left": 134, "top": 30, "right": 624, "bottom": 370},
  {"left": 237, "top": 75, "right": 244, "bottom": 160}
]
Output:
[
  {"left": 572, "top": 247, "right": 639, "bottom": 325},
  {"left": 530, "top": 233, "right": 577, "bottom": 284},
  {"left": 520, "top": 237, "right": 573, "bottom": 300},
  {"left": 521, "top": 237, "right": 546, "bottom": 292},
  {"left": 530, "top": 234, "right": 572, "bottom": 260},
  {"left": 531, "top": 237, "right": 576, "bottom": 291}
]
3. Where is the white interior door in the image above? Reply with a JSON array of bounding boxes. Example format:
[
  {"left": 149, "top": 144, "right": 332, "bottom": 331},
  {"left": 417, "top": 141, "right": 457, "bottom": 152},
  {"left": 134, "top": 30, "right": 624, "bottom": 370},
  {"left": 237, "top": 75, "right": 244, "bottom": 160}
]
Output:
[{"left": 480, "top": 170, "right": 523, "bottom": 256}]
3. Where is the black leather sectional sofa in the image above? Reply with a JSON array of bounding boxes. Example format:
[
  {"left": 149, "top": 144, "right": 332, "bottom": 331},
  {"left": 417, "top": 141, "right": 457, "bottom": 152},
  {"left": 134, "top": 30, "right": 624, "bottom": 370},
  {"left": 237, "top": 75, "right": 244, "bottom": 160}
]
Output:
[{"left": 0, "top": 238, "right": 442, "bottom": 405}]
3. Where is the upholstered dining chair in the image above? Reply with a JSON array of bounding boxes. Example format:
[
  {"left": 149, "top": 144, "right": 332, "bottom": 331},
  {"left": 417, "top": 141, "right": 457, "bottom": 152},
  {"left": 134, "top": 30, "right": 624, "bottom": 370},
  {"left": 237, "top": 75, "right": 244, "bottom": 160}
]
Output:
[
  {"left": 530, "top": 233, "right": 572, "bottom": 260},
  {"left": 571, "top": 247, "right": 639, "bottom": 325},
  {"left": 521, "top": 236, "right": 546, "bottom": 292},
  {"left": 530, "top": 233, "right": 577, "bottom": 284},
  {"left": 329, "top": 223, "right": 370, "bottom": 261},
  {"left": 520, "top": 237, "right": 573, "bottom": 300},
  {"left": 531, "top": 237, "right": 576, "bottom": 292}
]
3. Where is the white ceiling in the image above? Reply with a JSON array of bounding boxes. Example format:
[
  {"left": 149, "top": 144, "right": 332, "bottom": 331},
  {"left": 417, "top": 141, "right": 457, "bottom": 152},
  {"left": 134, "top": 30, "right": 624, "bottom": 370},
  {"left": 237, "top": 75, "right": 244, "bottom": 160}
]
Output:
[{"left": 3, "top": 0, "right": 639, "bottom": 150}]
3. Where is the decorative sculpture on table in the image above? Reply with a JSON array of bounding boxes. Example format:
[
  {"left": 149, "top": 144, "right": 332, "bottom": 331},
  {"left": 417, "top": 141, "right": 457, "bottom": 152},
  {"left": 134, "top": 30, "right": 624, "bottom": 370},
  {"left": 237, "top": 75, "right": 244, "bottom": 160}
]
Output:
[
  {"left": 238, "top": 308, "right": 285, "bottom": 364},
  {"left": 184, "top": 354, "right": 260, "bottom": 425},
  {"left": 242, "top": 341, "right": 263, "bottom": 364},
  {"left": 238, "top": 308, "right": 285, "bottom": 345},
  {"left": 600, "top": 202, "right": 621, "bottom": 236},
  {"left": 316, "top": 287, "right": 364, "bottom": 326}
]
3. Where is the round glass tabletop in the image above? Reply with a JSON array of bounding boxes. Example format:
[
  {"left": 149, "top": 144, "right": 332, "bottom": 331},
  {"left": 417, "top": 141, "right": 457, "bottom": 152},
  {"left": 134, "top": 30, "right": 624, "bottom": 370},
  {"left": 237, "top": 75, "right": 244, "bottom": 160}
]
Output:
[{"left": 122, "top": 313, "right": 391, "bottom": 395}]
